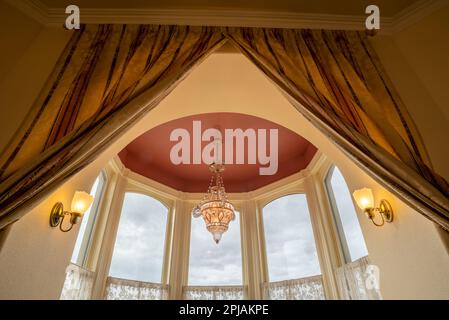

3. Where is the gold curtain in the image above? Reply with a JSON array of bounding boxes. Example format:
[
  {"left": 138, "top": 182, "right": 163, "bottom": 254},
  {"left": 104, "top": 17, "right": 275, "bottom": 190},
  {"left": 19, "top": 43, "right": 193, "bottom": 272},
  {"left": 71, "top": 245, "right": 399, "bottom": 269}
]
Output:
[
  {"left": 225, "top": 27, "right": 449, "bottom": 230},
  {"left": 0, "top": 25, "right": 226, "bottom": 227},
  {"left": 0, "top": 25, "right": 449, "bottom": 231}
]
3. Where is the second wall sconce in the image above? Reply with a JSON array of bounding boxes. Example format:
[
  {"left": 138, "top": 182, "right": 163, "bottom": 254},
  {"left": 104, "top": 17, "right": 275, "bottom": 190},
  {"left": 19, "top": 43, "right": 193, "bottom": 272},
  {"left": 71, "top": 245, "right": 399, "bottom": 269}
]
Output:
[
  {"left": 49, "top": 191, "right": 94, "bottom": 232},
  {"left": 352, "top": 188, "right": 394, "bottom": 227}
]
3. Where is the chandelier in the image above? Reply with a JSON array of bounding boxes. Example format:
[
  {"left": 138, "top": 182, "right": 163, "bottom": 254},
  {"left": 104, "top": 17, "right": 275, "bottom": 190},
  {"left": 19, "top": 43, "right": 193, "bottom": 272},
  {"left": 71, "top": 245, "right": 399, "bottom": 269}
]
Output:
[{"left": 192, "top": 163, "right": 235, "bottom": 244}]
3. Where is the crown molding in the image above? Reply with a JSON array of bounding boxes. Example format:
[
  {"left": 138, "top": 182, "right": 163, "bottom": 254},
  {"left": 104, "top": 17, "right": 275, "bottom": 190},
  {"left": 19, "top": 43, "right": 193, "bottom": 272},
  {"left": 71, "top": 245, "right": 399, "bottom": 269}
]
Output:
[
  {"left": 388, "top": 0, "right": 449, "bottom": 33},
  {"left": 7, "top": 0, "right": 448, "bottom": 32},
  {"left": 6, "top": 0, "right": 448, "bottom": 33}
]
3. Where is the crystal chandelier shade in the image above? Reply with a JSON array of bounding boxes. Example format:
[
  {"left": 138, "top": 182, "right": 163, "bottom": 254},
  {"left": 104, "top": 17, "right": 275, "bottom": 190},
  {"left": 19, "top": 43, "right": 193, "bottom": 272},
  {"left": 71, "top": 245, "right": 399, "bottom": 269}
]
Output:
[{"left": 192, "top": 163, "right": 235, "bottom": 243}]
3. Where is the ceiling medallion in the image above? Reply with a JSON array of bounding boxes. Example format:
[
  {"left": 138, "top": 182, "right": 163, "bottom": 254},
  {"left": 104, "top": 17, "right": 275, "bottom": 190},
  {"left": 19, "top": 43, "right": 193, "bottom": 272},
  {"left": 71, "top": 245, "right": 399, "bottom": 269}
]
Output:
[{"left": 192, "top": 163, "right": 235, "bottom": 244}]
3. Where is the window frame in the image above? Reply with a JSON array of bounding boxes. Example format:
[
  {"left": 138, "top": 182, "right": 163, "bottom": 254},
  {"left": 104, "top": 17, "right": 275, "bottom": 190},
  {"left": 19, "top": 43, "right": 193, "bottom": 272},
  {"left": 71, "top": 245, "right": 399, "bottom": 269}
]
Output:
[
  {"left": 325, "top": 165, "right": 368, "bottom": 264},
  {"left": 260, "top": 192, "right": 322, "bottom": 283},
  {"left": 108, "top": 190, "right": 172, "bottom": 284},
  {"left": 186, "top": 205, "right": 244, "bottom": 286},
  {"left": 72, "top": 171, "right": 107, "bottom": 267}
]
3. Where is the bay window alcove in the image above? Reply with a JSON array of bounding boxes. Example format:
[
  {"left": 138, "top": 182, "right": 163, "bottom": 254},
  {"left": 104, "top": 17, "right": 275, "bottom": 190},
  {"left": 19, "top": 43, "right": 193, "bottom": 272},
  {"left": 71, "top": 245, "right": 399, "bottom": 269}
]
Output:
[
  {"left": 59, "top": 153, "right": 382, "bottom": 300},
  {"left": 56, "top": 103, "right": 385, "bottom": 302}
]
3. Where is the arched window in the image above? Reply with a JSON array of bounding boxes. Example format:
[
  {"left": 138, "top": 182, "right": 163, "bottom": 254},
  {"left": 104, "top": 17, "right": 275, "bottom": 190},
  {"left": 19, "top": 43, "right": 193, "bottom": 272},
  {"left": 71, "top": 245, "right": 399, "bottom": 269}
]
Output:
[
  {"left": 188, "top": 211, "right": 242, "bottom": 285},
  {"left": 108, "top": 192, "right": 168, "bottom": 283},
  {"left": 71, "top": 171, "right": 106, "bottom": 266},
  {"left": 326, "top": 166, "right": 368, "bottom": 262},
  {"left": 263, "top": 194, "right": 321, "bottom": 281}
]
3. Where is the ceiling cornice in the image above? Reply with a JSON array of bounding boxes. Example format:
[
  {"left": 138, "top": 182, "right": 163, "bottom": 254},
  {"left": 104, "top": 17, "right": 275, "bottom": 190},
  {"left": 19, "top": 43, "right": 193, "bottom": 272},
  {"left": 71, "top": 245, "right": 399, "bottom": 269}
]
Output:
[
  {"left": 389, "top": 0, "right": 449, "bottom": 32},
  {"left": 5, "top": 0, "right": 449, "bottom": 33}
]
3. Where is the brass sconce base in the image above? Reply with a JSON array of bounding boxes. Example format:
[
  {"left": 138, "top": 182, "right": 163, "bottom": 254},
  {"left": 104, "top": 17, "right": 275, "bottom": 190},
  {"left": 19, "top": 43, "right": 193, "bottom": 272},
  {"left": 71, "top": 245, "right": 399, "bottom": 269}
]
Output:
[
  {"left": 379, "top": 199, "right": 393, "bottom": 223},
  {"left": 49, "top": 202, "right": 64, "bottom": 227},
  {"left": 49, "top": 202, "right": 80, "bottom": 232},
  {"left": 365, "top": 199, "right": 394, "bottom": 227}
]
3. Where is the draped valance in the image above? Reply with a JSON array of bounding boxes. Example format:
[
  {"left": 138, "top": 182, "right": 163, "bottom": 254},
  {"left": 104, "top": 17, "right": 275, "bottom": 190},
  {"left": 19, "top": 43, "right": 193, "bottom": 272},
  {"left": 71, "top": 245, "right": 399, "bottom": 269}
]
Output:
[{"left": 1, "top": 25, "right": 448, "bottom": 231}]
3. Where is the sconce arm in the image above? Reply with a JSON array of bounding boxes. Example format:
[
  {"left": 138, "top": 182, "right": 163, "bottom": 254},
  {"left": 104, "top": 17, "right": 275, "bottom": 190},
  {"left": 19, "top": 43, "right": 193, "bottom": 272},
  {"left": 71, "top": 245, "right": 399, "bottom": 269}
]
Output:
[{"left": 58, "top": 212, "right": 75, "bottom": 232}]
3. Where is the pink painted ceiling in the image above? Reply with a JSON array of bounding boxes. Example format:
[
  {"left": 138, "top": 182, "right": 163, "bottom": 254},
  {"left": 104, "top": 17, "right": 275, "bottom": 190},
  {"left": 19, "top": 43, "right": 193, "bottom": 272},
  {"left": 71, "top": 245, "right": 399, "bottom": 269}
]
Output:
[{"left": 118, "top": 113, "right": 317, "bottom": 193}]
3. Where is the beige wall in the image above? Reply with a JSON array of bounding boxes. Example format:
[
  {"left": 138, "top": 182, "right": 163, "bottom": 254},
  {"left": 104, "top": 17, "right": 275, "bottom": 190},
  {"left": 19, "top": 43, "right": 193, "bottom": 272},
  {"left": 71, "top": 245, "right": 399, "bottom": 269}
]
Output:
[{"left": 0, "top": 4, "right": 449, "bottom": 299}]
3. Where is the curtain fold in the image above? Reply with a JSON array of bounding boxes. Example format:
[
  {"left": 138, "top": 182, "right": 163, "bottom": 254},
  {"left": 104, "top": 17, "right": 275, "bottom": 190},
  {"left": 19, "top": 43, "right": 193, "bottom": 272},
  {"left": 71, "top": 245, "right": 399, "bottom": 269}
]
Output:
[
  {"left": 225, "top": 27, "right": 449, "bottom": 230},
  {"left": 0, "top": 25, "right": 449, "bottom": 232}
]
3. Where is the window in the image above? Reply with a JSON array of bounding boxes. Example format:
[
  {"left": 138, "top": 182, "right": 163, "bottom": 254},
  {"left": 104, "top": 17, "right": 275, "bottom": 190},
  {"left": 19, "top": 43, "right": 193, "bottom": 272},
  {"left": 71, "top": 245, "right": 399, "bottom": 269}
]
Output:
[
  {"left": 188, "top": 211, "right": 242, "bottom": 285},
  {"left": 326, "top": 166, "right": 368, "bottom": 262},
  {"left": 71, "top": 172, "right": 106, "bottom": 266},
  {"left": 263, "top": 194, "right": 321, "bottom": 282},
  {"left": 109, "top": 192, "right": 168, "bottom": 283}
]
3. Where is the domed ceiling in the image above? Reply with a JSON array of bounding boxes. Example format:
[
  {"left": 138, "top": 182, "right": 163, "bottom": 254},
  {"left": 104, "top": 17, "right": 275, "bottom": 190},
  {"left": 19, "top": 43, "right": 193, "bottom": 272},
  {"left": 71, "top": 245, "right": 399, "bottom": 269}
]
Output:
[{"left": 118, "top": 113, "right": 317, "bottom": 193}]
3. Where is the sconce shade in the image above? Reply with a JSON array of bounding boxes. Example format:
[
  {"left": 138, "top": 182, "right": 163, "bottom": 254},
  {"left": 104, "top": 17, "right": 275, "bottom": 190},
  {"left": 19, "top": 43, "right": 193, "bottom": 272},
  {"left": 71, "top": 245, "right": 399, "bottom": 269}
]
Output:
[
  {"left": 353, "top": 188, "right": 374, "bottom": 210},
  {"left": 70, "top": 191, "right": 94, "bottom": 215}
]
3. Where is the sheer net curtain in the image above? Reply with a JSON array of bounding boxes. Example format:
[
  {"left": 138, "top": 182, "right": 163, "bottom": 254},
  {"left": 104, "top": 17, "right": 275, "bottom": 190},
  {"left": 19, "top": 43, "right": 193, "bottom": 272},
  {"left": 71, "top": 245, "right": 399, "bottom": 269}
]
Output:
[
  {"left": 335, "top": 256, "right": 382, "bottom": 300},
  {"left": 60, "top": 263, "right": 95, "bottom": 300},
  {"left": 263, "top": 275, "right": 325, "bottom": 300},
  {"left": 183, "top": 285, "right": 245, "bottom": 300},
  {"left": 105, "top": 277, "right": 168, "bottom": 300}
]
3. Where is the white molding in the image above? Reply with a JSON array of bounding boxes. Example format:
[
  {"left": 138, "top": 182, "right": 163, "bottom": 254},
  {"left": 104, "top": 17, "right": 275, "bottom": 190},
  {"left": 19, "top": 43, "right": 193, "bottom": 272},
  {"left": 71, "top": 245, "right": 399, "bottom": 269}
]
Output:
[{"left": 7, "top": 0, "right": 449, "bottom": 33}]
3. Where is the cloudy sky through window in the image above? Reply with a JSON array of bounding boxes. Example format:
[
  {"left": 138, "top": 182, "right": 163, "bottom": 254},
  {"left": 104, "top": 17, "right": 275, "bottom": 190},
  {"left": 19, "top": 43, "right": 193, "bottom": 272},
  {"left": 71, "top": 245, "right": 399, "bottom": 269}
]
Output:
[
  {"left": 188, "top": 211, "right": 242, "bottom": 285},
  {"left": 263, "top": 194, "right": 321, "bottom": 282},
  {"left": 109, "top": 193, "right": 168, "bottom": 283},
  {"left": 327, "top": 167, "right": 368, "bottom": 262}
]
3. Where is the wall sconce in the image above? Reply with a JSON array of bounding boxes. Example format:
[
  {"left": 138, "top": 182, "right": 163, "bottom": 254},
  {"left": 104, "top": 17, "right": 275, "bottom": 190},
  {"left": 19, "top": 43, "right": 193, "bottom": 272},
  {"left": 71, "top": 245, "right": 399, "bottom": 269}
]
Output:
[
  {"left": 352, "top": 188, "right": 394, "bottom": 227},
  {"left": 49, "top": 191, "right": 94, "bottom": 232}
]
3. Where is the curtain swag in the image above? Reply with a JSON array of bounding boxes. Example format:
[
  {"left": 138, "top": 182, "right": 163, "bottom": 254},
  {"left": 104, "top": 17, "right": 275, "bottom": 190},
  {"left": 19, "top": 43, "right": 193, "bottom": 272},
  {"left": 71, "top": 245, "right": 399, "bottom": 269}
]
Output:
[{"left": 1, "top": 24, "right": 449, "bottom": 231}]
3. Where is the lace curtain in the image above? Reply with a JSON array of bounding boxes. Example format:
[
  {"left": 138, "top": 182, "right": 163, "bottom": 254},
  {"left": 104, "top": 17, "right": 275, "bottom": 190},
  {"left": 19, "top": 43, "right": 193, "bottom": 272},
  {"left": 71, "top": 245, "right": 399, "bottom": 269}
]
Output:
[
  {"left": 263, "top": 275, "right": 325, "bottom": 300},
  {"left": 60, "top": 263, "right": 95, "bottom": 300},
  {"left": 104, "top": 277, "right": 169, "bottom": 300},
  {"left": 183, "top": 285, "right": 245, "bottom": 300},
  {"left": 335, "top": 256, "right": 382, "bottom": 300}
]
